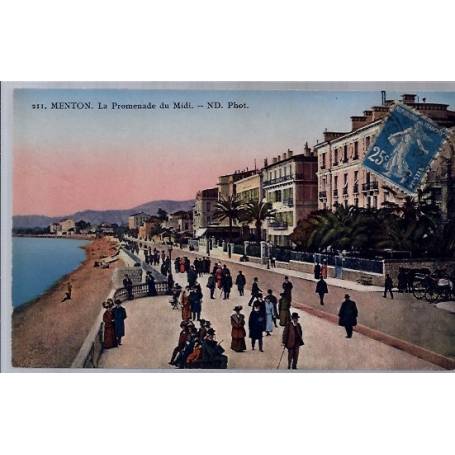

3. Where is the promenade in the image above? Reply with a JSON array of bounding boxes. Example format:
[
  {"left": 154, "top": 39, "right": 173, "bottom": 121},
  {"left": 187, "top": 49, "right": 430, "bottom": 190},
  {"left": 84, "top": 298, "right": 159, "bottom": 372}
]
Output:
[{"left": 99, "top": 266, "right": 440, "bottom": 370}]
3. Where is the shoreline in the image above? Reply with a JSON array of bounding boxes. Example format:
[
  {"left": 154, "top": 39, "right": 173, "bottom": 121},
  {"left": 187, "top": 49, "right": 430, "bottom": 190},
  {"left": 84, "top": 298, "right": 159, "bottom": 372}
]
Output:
[
  {"left": 12, "top": 237, "right": 123, "bottom": 368},
  {"left": 13, "top": 240, "right": 92, "bottom": 313},
  {"left": 13, "top": 234, "right": 96, "bottom": 240}
]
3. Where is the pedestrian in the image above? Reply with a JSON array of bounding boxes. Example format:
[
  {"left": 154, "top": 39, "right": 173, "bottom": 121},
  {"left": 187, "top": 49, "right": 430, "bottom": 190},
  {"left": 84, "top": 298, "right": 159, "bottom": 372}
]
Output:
[
  {"left": 248, "top": 302, "right": 265, "bottom": 352},
  {"left": 338, "top": 294, "right": 358, "bottom": 339},
  {"left": 102, "top": 300, "right": 117, "bottom": 349},
  {"left": 248, "top": 277, "right": 262, "bottom": 306},
  {"left": 282, "top": 276, "right": 293, "bottom": 302},
  {"left": 61, "top": 280, "right": 73, "bottom": 302},
  {"left": 181, "top": 286, "right": 191, "bottom": 320},
  {"left": 123, "top": 274, "right": 134, "bottom": 300},
  {"left": 265, "top": 289, "right": 278, "bottom": 328},
  {"left": 215, "top": 265, "right": 223, "bottom": 291},
  {"left": 167, "top": 272, "right": 174, "bottom": 294},
  {"left": 169, "top": 321, "right": 189, "bottom": 365},
  {"left": 278, "top": 292, "right": 291, "bottom": 327},
  {"left": 197, "top": 319, "right": 207, "bottom": 341},
  {"left": 179, "top": 257, "right": 185, "bottom": 273},
  {"left": 204, "top": 257, "right": 211, "bottom": 274},
  {"left": 264, "top": 291, "right": 275, "bottom": 336},
  {"left": 383, "top": 273, "right": 394, "bottom": 299},
  {"left": 174, "top": 257, "right": 180, "bottom": 273},
  {"left": 190, "top": 287, "right": 202, "bottom": 321},
  {"left": 397, "top": 268, "right": 407, "bottom": 293},
  {"left": 146, "top": 271, "right": 157, "bottom": 296},
  {"left": 314, "top": 261, "right": 321, "bottom": 279},
  {"left": 230, "top": 305, "right": 246, "bottom": 352},
  {"left": 200, "top": 328, "right": 228, "bottom": 369},
  {"left": 321, "top": 260, "right": 328, "bottom": 279},
  {"left": 207, "top": 272, "right": 216, "bottom": 299},
  {"left": 315, "top": 277, "right": 328, "bottom": 305},
  {"left": 282, "top": 312, "right": 304, "bottom": 370},
  {"left": 112, "top": 299, "right": 127, "bottom": 346},
  {"left": 270, "top": 256, "right": 276, "bottom": 268},
  {"left": 235, "top": 270, "right": 246, "bottom": 296},
  {"left": 222, "top": 271, "right": 233, "bottom": 300}
]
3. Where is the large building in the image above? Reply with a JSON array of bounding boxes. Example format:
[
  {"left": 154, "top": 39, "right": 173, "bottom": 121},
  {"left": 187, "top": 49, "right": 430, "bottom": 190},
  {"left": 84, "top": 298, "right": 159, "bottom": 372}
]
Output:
[
  {"left": 128, "top": 212, "right": 150, "bottom": 230},
  {"left": 164, "top": 211, "right": 193, "bottom": 233},
  {"left": 193, "top": 187, "right": 219, "bottom": 237},
  {"left": 49, "top": 218, "right": 76, "bottom": 235},
  {"left": 315, "top": 94, "right": 455, "bottom": 215},
  {"left": 262, "top": 146, "right": 318, "bottom": 246},
  {"left": 217, "top": 169, "right": 258, "bottom": 200}
]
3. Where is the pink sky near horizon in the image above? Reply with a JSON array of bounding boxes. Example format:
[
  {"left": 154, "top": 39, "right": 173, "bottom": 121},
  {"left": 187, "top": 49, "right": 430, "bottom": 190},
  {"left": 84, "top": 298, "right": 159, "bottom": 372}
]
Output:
[{"left": 13, "top": 143, "right": 244, "bottom": 216}]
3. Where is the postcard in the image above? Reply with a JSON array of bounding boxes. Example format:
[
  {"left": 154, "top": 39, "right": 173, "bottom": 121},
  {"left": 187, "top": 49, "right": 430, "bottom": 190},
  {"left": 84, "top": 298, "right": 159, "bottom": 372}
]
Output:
[{"left": 1, "top": 81, "right": 455, "bottom": 371}]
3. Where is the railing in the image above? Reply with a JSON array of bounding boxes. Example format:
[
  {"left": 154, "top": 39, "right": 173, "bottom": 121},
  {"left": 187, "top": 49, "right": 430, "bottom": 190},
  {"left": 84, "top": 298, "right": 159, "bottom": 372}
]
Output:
[
  {"left": 113, "top": 281, "right": 169, "bottom": 302},
  {"left": 83, "top": 323, "right": 104, "bottom": 368},
  {"left": 282, "top": 198, "right": 294, "bottom": 207},
  {"left": 319, "top": 191, "right": 327, "bottom": 199},
  {"left": 343, "top": 256, "right": 384, "bottom": 274},
  {"left": 246, "top": 243, "right": 261, "bottom": 257},
  {"left": 233, "top": 243, "right": 244, "bottom": 255},
  {"left": 263, "top": 173, "right": 308, "bottom": 187}
]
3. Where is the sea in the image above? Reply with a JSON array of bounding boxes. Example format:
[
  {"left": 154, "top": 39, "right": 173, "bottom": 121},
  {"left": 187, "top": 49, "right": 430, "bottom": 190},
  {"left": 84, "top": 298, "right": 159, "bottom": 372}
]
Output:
[{"left": 12, "top": 237, "right": 90, "bottom": 308}]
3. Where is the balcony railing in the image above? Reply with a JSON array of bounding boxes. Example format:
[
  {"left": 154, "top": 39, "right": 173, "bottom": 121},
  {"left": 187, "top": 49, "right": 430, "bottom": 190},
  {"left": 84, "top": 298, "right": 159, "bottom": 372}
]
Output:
[
  {"left": 362, "top": 181, "right": 379, "bottom": 192},
  {"left": 263, "top": 173, "right": 308, "bottom": 187},
  {"left": 269, "top": 221, "right": 288, "bottom": 230},
  {"left": 282, "top": 198, "right": 294, "bottom": 207},
  {"left": 319, "top": 190, "right": 327, "bottom": 199}
]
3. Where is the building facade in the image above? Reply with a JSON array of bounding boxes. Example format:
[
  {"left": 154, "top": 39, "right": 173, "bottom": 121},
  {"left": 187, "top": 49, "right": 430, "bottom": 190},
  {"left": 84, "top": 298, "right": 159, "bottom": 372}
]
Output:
[
  {"left": 193, "top": 187, "right": 219, "bottom": 237},
  {"left": 235, "top": 172, "right": 262, "bottom": 237},
  {"left": 262, "top": 146, "right": 318, "bottom": 246},
  {"left": 164, "top": 211, "right": 193, "bottom": 233},
  {"left": 315, "top": 94, "right": 455, "bottom": 215},
  {"left": 128, "top": 212, "right": 150, "bottom": 230}
]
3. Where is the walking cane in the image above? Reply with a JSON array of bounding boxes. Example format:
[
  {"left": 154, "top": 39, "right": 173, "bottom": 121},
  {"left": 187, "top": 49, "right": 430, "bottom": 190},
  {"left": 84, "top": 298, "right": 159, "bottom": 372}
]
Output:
[{"left": 276, "top": 346, "right": 286, "bottom": 370}]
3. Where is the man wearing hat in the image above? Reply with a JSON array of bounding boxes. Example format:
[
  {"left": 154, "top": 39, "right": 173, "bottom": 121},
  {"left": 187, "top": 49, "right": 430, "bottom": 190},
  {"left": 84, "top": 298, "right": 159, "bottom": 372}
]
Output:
[
  {"left": 230, "top": 305, "right": 246, "bottom": 352},
  {"left": 338, "top": 294, "right": 358, "bottom": 338},
  {"left": 201, "top": 328, "right": 228, "bottom": 369},
  {"left": 282, "top": 312, "right": 304, "bottom": 369}
]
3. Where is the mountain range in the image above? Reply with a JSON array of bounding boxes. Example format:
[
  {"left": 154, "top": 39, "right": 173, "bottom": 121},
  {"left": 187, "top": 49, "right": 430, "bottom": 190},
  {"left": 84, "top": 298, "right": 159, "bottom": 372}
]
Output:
[{"left": 13, "top": 199, "right": 195, "bottom": 229}]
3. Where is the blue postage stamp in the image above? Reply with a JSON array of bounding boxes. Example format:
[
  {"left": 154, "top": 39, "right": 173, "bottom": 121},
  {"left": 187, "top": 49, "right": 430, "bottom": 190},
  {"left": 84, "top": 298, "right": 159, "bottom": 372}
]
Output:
[{"left": 363, "top": 103, "right": 448, "bottom": 194}]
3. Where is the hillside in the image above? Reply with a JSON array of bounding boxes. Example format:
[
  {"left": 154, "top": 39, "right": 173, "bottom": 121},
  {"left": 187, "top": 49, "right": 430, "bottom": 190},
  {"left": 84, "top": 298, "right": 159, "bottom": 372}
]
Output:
[{"left": 13, "top": 199, "right": 194, "bottom": 228}]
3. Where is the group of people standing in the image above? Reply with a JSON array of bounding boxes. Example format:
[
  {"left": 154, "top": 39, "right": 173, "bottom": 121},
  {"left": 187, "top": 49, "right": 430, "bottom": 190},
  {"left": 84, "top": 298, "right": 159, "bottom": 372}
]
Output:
[{"left": 102, "top": 298, "right": 127, "bottom": 349}]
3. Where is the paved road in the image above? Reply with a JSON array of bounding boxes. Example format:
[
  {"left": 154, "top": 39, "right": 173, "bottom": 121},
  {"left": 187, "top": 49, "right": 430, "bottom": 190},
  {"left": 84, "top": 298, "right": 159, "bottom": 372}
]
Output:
[
  {"left": 99, "top": 270, "right": 440, "bottom": 370},
  {"left": 164, "top": 247, "right": 455, "bottom": 360}
]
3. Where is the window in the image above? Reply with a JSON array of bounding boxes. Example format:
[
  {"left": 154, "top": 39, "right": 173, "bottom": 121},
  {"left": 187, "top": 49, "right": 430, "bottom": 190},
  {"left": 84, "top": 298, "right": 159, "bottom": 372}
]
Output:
[
  {"left": 207, "top": 202, "right": 211, "bottom": 211},
  {"left": 334, "top": 149, "right": 338, "bottom": 164},
  {"left": 343, "top": 144, "right": 348, "bottom": 162},
  {"left": 354, "top": 141, "right": 359, "bottom": 159},
  {"left": 365, "top": 136, "right": 370, "bottom": 150},
  {"left": 373, "top": 196, "right": 378, "bottom": 209}
]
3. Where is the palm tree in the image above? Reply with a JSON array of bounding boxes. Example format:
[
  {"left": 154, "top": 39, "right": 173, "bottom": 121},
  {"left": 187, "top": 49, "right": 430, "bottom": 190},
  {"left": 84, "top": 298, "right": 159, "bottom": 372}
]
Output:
[
  {"left": 213, "top": 194, "right": 243, "bottom": 242},
  {"left": 242, "top": 200, "right": 276, "bottom": 241}
]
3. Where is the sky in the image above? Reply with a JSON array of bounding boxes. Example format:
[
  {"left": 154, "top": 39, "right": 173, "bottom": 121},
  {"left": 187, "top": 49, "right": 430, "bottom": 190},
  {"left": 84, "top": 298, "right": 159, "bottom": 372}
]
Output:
[{"left": 13, "top": 88, "right": 455, "bottom": 216}]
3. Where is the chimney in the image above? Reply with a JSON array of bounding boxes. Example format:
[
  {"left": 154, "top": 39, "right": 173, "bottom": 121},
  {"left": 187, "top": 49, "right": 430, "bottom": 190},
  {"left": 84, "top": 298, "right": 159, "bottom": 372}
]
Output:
[
  {"left": 363, "top": 110, "right": 373, "bottom": 123},
  {"left": 402, "top": 94, "right": 416, "bottom": 104},
  {"left": 264, "top": 158, "right": 268, "bottom": 167},
  {"left": 288, "top": 149, "right": 293, "bottom": 158},
  {"left": 304, "top": 141, "right": 311, "bottom": 156},
  {"left": 283, "top": 152, "right": 287, "bottom": 160},
  {"left": 372, "top": 106, "right": 389, "bottom": 121},
  {"left": 277, "top": 154, "right": 281, "bottom": 162},
  {"left": 351, "top": 115, "right": 367, "bottom": 131}
]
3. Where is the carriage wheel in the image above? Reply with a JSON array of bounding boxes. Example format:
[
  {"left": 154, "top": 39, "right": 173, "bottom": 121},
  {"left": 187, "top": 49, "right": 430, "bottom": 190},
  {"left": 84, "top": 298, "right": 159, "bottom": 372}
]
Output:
[{"left": 412, "top": 280, "right": 426, "bottom": 300}]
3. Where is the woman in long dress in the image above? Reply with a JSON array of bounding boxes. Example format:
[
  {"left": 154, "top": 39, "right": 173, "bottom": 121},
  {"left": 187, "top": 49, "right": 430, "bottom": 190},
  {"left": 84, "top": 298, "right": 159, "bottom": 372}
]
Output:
[
  {"left": 181, "top": 287, "right": 191, "bottom": 321},
  {"left": 102, "top": 301, "right": 117, "bottom": 349},
  {"left": 215, "top": 266, "right": 223, "bottom": 290},
  {"left": 264, "top": 297, "right": 274, "bottom": 335},
  {"left": 230, "top": 305, "right": 246, "bottom": 352}
]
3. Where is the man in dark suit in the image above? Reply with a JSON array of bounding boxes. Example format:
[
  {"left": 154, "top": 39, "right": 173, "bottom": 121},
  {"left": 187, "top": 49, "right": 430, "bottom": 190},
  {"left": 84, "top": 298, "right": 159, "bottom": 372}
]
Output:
[
  {"left": 123, "top": 274, "right": 133, "bottom": 300},
  {"left": 282, "top": 312, "right": 304, "bottom": 369},
  {"left": 338, "top": 294, "right": 358, "bottom": 338},
  {"left": 248, "top": 277, "right": 262, "bottom": 306},
  {"left": 113, "top": 299, "right": 127, "bottom": 345}
]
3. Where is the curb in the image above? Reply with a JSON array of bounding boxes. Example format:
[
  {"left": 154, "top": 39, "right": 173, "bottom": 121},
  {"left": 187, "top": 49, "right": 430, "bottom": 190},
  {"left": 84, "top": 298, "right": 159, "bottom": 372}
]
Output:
[{"left": 293, "top": 302, "right": 455, "bottom": 371}]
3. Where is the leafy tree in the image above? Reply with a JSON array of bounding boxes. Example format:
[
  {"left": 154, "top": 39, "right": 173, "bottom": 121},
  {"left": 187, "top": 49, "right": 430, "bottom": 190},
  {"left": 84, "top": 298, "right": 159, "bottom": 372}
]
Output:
[
  {"left": 213, "top": 195, "right": 243, "bottom": 242},
  {"left": 157, "top": 208, "right": 168, "bottom": 221},
  {"left": 242, "top": 200, "right": 276, "bottom": 241}
]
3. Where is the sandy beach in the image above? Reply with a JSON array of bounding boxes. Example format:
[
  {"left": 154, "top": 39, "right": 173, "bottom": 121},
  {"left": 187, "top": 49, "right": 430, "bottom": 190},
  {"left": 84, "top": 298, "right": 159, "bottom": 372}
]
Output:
[{"left": 12, "top": 237, "right": 123, "bottom": 368}]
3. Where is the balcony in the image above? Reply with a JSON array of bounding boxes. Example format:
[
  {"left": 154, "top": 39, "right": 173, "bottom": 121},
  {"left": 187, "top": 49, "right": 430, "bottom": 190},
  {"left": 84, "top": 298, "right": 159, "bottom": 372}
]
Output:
[
  {"left": 262, "top": 174, "right": 294, "bottom": 187},
  {"left": 282, "top": 198, "right": 294, "bottom": 207},
  {"left": 269, "top": 221, "right": 288, "bottom": 230},
  {"left": 362, "top": 181, "right": 379, "bottom": 192},
  {"left": 319, "top": 191, "right": 327, "bottom": 199}
]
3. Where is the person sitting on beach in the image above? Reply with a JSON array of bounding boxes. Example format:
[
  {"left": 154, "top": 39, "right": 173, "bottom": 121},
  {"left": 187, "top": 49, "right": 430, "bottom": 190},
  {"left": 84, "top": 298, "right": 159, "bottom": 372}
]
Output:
[{"left": 61, "top": 281, "right": 73, "bottom": 302}]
